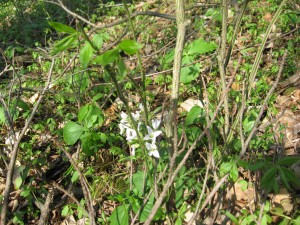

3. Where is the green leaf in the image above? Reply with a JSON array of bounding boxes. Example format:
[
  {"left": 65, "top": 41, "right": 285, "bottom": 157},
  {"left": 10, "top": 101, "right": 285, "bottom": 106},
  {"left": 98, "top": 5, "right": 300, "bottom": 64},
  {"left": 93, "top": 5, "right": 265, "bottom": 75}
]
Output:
[
  {"left": 294, "top": 215, "right": 300, "bottom": 225},
  {"left": 71, "top": 171, "right": 79, "bottom": 183},
  {"left": 247, "top": 161, "right": 268, "bottom": 171},
  {"left": 79, "top": 41, "right": 94, "bottom": 69},
  {"left": 280, "top": 167, "right": 300, "bottom": 188},
  {"left": 261, "top": 166, "right": 278, "bottom": 193},
  {"left": 185, "top": 105, "right": 202, "bottom": 125},
  {"left": 238, "top": 179, "right": 248, "bottom": 191},
  {"left": 279, "top": 167, "right": 291, "bottom": 190},
  {"left": 94, "top": 48, "right": 120, "bottom": 66},
  {"left": 93, "top": 33, "right": 103, "bottom": 49},
  {"left": 180, "top": 63, "right": 201, "bottom": 84},
  {"left": 80, "top": 132, "right": 94, "bottom": 156},
  {"left": 277, "top": 157, "right": 300, "bottom": 166},
  {"left": 187, "top": 38, "right": 217, "bottom": 55},
  {"left": 48, "top": 21, "right": 77, "bottom": 34},
  {"left": 118, "top": 39, "right": 143, "bottom": 55},
  {"left": 20, "top": 189, "right": 31, "bottom": 197},
  {"left": 14, "top": 176, "right": 23, "bottom": 190},
  {"left": 78, "top": 104, "right": 104, "bottom": 128},
  {"left": 220, "top": 161, "right": 233, "bottom": 176},
  {"left": 61, "top": 205, "right": 70, "bottom": 217},
  {"left": 225, "top": 211, "right": 239, "bottom": 224},
  {"left": 63, "top": 122, "right": 84, "bottom": 145},
  {"left": 0, "top": 107, "right": 5, "bottom": 124},
  {"left": 109, "top": 204, "right": 129, "bottom": 225},
  {"left": 52, "top": 33, "right": 78, "bottom": 55},
  {"left": 230, "top": 162, "right": 239, "bottom": 182},
  {"left": 138, "top": 199, "right": 163, "bottom": 222},
  {"left": 243, "top": 115, "right": 256, "bottom": 133},
  {"left": 132, "top": 171, "right": 146, "bottom": 196}
]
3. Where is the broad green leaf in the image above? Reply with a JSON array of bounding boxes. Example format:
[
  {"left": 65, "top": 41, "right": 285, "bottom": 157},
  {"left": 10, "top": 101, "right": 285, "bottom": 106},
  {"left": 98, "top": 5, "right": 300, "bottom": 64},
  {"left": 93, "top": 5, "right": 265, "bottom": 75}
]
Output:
[
  {"left": 138, "top": 200, "right": 163, "bottom": 222},
  {"left": 80, "top": 132, "right": 94, "bottom": 156},
  {"left": 294, "top": 215, "right": 300, "bottom": 225},
  {"left": 132, "top": 171, "right": 146, "bottom": 196},
  {"left": 187, "top": 38, "right": 217, "bottom": 55},
  {"left": 14, "top": 176, "right": 23, "bottom": 190},
  {"left": 179, "top": 55, "right": 201, "bottom": 84},
  {"left": 52, "top": 33, "right": 78, "bottom": 55},
  {"left": 118, "top": 39, "right": 143, "bottom": 55},
  {"left": 230, "top": 162, "right": 239, "bottom": 182},
  {"left": 100, "top": 132, "right": 107, "bottom": 143},
  {"left": 109, "top": 204, "right": 129, "bottom": 225},
  {"left": 78, "top": 104, "right": 104, "bottom": 128},
  {"left": 261, "top": 214, "right": 268, "bottom": 225},
  {"left": 243, "top": 116, "right": 255, "bottom": 133},
  {"left": 238, "top": 179, "right": 248, "bottom": 191},
  {"left": 185, "top": 105, "right": 202, "bottom": 125},
  {"left": 63, "top": 122, "right": 84, "bottom": 145},
  {"left": 48, "top": 21, "right": 77, "bottom": 34},
  {"left": 20, "top": 189, "right": 31, "bottom": 197},
  {"left": 94, "top": 48, "right": 119, "bottom": 66},
  {"left": 61, "top": 205, "right": 69, "bottom": 217},
  {"left": 220, "top": 162, "right": 233, "bottom": 176},
  {"left": 93, "top": 33, "right": 103, "bottom": 49},
  {"left": 79, "top": 41, "right": 94, "bottom": 69}
]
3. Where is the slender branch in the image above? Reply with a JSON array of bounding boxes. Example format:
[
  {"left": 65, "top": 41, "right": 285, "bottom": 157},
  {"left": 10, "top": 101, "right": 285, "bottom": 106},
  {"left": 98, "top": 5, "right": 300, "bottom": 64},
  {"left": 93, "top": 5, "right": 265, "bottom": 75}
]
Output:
[
  {"left": 240, "top": 50, "right": 288, "bottom": 157},
  {"left": 144, "top": 0, "right": 188, "bottom": 223},
  {"left": 56, "top": 143, "right": 96, "bottom": 225},
  {"left": 218, "top": 0, "right": 229, "bottom": 137},
  {"left": 247, "top": 0, "right": 288, "bottom": 96},
  {"left": 0, "top": 59, "right": 55, "bottom": 225},
  {"left": 37, "top": 187, "right": 54, "bottom": 225}
]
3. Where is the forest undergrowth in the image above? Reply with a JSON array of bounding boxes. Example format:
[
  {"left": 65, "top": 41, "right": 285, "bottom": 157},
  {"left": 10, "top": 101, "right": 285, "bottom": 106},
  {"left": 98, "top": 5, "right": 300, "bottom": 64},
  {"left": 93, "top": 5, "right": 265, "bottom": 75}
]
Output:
[{"left": 0, "top": 0, "right": 300, "bottom": 224}]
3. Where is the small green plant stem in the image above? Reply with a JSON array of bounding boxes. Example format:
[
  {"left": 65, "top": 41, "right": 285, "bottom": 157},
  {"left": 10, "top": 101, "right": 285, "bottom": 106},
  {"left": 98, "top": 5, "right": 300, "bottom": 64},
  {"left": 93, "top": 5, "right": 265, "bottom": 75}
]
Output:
[
  {"left": 105, "top": 65, "right": 143, "bottom": 145},
  {"left": 224, "top": 0, "right": 249, "bottom": 68},
  {"left": 247, "top": 0, "right": 288, "bottom": 97},
  {"left": 218, "top": 0, "right": 230, "bottom": 137},
  {"left": 122, "top": 0, "right": 149, "bottom": 126},
  {"left": 240, "top": 50, "right": 288, "bottom": 157}
]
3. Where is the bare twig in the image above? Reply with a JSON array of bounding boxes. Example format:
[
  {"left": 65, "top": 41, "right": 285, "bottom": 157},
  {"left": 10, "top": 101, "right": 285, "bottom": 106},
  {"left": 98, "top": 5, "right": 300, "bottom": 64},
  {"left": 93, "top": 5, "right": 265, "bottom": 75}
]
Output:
[{"left": 37, "top": 186, "right": 54, "bottom": 225}]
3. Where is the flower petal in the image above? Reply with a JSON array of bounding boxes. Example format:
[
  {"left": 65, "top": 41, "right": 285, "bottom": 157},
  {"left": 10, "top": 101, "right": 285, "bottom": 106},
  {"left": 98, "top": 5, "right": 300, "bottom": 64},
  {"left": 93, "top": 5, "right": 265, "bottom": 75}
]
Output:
[
  {"left": 149, "top": 150, "right": 160, "bottom": 158},
  {"left": 152, "top": 118, "right": 161, "bottom": 130}
]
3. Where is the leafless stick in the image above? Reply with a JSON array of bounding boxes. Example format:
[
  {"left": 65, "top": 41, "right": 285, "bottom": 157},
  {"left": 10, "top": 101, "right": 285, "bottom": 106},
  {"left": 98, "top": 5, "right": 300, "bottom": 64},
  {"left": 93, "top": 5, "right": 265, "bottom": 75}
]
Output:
[
  {"left": 51, "top": 181, "right": 89, "bottom": 216},
  {"left": 218, "top": 0, "right": 229, "bottom": 136},
  {"left": 37, "top": 186, "right": 54, "bottom": 225},
  {"left": 0, "top": 59, "right": 55, "bottom": 225}
]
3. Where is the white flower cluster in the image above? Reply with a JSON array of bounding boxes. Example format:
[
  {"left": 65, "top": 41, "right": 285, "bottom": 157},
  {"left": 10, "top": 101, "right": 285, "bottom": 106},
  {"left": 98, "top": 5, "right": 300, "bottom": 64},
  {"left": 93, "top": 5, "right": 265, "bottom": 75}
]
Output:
[{"left": 119, "top": 105, "right": 162, "bottom": 158}]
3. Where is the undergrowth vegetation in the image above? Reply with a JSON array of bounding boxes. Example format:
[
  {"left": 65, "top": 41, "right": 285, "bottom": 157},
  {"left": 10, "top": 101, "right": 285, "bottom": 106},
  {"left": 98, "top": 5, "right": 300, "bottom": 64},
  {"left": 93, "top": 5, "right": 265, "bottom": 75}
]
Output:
[{"left": 0, "top": 0, "right": 299, "bottom": 224}]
